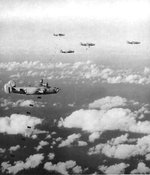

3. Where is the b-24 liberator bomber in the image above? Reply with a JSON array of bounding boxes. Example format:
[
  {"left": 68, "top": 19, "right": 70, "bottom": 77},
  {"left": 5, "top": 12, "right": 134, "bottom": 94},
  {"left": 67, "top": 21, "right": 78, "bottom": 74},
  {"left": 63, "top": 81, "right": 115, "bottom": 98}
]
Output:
[
  {"left": 60, "top": 50, "right": 74, "bottom": 53},
  {"left": 53, "top": 33, "right": 65, "bottom": 37},
  {"left": 127, "top": 41, "right": 141, "bottom": 44},
  {"left": 80, "top": 42, "right": 95, "bottom": 47},
  {"left": 4, "top": 79, "right": 60, "bottom": 95}
]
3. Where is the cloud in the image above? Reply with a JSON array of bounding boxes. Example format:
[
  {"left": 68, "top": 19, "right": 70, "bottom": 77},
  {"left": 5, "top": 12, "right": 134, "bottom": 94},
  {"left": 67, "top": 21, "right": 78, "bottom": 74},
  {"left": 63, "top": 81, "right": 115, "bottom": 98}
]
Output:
[
  {"left": 108, "top": 134, "right": 129, "bottom": 145},
  {"left": 44, "top": 160, "right": 82, "bottom": 175},
  {"left": 0, "top": 61, "right": 41, "bottom": 71},
  {"left": 58, "top": 96, "right": 150, "bottom": 161},
  {"left": 0, "top": 148, "right": 6, "bottom": 154},
  {"left": 89, "top": 132, "right": 102, "bottom": 142},
  {"left": 59, "top": 106, "right": 150, "bottom": 134},
  {"left": 72, "top": 165, "right": 83, "bottom": 174},
  {"left": 55, "top": 137, "right": 62, "bottom": 142},
  {"left": 31, "top": 134, "right": 38, "bottom": 139},
  {"left": 45, "top": 134, "right": 52, "bottom": 139},
  {"left": 25, "top": 128, "right": 48, "bottom": 138},
  {"left": 89, "top": 96, "right": 127, "bottom": 110},
  {"left": 1, "top": 154, "right": 44, "bottom": 175},
  {"left": 58, "top": 133, "right": 81, "bottom": 148},
  {"left": 0, "top": 114, "right": 42, "bottom": 135},
  {"left": 99, "top": 163, "right": 129, "bottom": 174},
  {"left": 47, "top": 153, "right": 55, "bottom": 160},
  {"left": 1, "top": 61, "right": 150, "bottom": 85},
  {"left": 88, "top": 143, "right": 135, "bottom": 159},
  {"left": 51, "top": 131, "right": 56, "bottom": 135},
  {"left": 88, "top": 135, "right": 150, "bottom": 159},
  {"left": 144, "top": 67, "right": 150, "bottom": 75},
  {"left": 9, "top": 145, "right": 20, "bottom": 152},
  {"left": 131, "top": 162, "right": 150, "bottom": 174},
  {"left": 78, "top": 141, "right": 88, "bottom": 147},
  {"left": 145, "top": 153, "right": 150, "bottom": 161},
  {"left": 0, "top": 98, "right": 46, "bottom": 110},
  {"left": 18, "top": 100, "right": 46, "bottom": 107},
  {"left": 35, "top": 140, "right": 49, "bottom": 151},
  {"left": 68, "top": 103, "right": 75, "bottom": 107}
]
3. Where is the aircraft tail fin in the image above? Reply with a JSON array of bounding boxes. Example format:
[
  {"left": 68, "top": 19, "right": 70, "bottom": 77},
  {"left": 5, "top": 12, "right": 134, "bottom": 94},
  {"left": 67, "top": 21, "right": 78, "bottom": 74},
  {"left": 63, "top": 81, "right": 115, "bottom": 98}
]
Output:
[
  {"left": 4, "top": 80, "right": 16, "bottom": 94},
  {"left": 4, "top": 83, "right": 12, "bottom": 93}
]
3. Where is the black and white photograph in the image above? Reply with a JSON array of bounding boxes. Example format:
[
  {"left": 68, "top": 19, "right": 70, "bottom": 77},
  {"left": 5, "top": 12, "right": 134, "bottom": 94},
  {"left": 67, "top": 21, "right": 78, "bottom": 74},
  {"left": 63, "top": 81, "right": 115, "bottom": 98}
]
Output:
[{"left": 0, "top": 0, "right": 150, "bottom": 174}]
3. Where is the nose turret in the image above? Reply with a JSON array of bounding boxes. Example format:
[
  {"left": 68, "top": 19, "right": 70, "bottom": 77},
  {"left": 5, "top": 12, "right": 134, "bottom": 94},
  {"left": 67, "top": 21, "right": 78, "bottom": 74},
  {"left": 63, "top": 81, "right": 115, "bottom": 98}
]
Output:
[{"left": 54, "top": 87, "right": 60, "bottom": 93}]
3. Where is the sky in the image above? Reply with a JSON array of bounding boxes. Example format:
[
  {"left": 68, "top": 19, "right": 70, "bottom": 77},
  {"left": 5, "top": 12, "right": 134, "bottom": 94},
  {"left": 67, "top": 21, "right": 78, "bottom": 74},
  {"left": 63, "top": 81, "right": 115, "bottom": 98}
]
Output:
[{"left": 0, "top": 0, "right": 150, "bottom": 58}]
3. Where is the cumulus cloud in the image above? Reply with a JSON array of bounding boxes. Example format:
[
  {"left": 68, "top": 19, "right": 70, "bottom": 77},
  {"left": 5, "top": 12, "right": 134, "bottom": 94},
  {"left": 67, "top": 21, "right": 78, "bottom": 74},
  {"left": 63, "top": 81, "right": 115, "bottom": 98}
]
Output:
[
  {"left": 58, "top": 96, "right": 150, "bottom": 161},
  {"left": 88, "top": 143, "right": 134, "bottom": 159},
  {"left": 58, "top": 133, "right": 81, "bottom": 148},
  {"left": 47, "top": 153, "right": 55, "bottom": 160},
  {"left": 51, "top": 131, "right": 56, "bottom": 135},
  {"left": 17, "top": 99, "right": 46, "bottom": 107},
  {"left": 0, "top": 98, "right": 46, "bottom": 110},
  {"left": 45, "top": 134, "right": 52, "bottom": 139},
  {"left": 44, "top": 160, "right": 82, "bottom": 175},
  {"left": 0, "top": 148, "right": 6, "bottom": 154},
  {"left": 25, "top": 128, "right": 48, "bottom": 138},
  {"left": 1, "top": 60, "right": 150, "bottom": 85},
  {"left": 108, "top": 134, "right": 129, "bottom": 145},
  {"left": 0, "top": 61, "right": 41, "bottom": 71},
  {"left": 144, "top": 67, "right": 150, "bottom": 75},
  {"left": 89, "top": 132, "right": 102, "bottom": 142},
  {"left": 72, "top": 165, "right": 83, "bottom": 174},
  {"left": 131, "top": 162, "right": 150, "bottom": 174},
  {"left": 68, "top": 103, "right": 75, "bottom": 107},
  {"left": 59, "top": 106, "right": 150, "bottom": 134},
  {"left": 0, "top": 114, "right": 42, "bottom": 135},
  {"left": 89, "top": 96, "right": 127, "bottom": 110},
  {"left": 145, "top": 153, "right": 150, "bottom": 161},
  {"left": 55, "top": 137, "right": 62, "bottom": 142},
  {"left": 31, "top": 134, "right": 38, "bottom": 139},
  {"left": 99, "top": 163, "right": 129, "bottom": 174},
  {"left": 1, "top": 154, "right": 44, "bottom": 174},
  {"left": 35, "top": 140, "right": 49, "bottom": 151},
  {"left": 9, "top": 145, "right": 20, "bottom": 152},
  {"left": 88, "top": 135, "right": 150, "bottom": 159},
  {"left": 78, "top": 141, "right": 88, "bottom": 146}
]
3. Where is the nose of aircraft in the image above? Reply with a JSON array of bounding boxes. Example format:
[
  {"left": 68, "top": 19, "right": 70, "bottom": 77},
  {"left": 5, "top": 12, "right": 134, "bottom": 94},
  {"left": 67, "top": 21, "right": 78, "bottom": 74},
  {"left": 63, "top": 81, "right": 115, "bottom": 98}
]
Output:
[{"left": 55, "top": 87, "right": 60, "bottom": 93}]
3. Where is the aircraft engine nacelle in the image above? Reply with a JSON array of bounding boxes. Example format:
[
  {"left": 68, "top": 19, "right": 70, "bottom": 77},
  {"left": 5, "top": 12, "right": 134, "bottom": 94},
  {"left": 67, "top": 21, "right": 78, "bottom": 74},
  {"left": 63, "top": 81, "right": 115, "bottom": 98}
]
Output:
[{"left": 4, "top": 83, "right": 12, "bottom": 94}]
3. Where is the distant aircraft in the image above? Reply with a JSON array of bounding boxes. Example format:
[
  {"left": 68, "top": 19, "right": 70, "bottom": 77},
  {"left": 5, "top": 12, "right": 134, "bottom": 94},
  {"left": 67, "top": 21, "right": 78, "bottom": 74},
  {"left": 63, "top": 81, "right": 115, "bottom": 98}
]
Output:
[
  {"left": 10, "top": 154, "right": 15, "bottom": 158},
  {"left": 60, "top": 50, "right": 75, "bottom": 53},
  {"left": 127, "top": 41, "right": 141, "bottom": 44},
  {"left": 80, "top": 42, "right": 95, "bottom": 47},
  {"left": 53, "top": 33, "right": 65, "bottom": 37},
  {"left": 4, "top": 79, "right": 60, "bottom": 95},
  {"left": 26, "top": 111, "right": 31, "bottom": 115},
  {"left": 27, "top": 126, "right": 31, "bottom": 129}
]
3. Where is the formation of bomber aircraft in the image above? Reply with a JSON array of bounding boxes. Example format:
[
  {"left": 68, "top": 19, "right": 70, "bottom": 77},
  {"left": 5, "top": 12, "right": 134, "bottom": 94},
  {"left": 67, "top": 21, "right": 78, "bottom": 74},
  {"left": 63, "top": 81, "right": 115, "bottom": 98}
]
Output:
[
  {"left": 3, "top": 31, "right": 141, "bottom": 142},
  {"left": 53, "top": 33, "right": 96, "bottom": 53}
]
